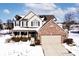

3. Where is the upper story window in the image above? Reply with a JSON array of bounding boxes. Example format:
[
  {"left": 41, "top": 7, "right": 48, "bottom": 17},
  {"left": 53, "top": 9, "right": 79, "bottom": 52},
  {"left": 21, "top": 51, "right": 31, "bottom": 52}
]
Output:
[
  {"left": 31, "top": 20, "right": 40, "bottom": 27},
  {"left": 22, "top": 21, "right": 28, "bottom": 27},
  {"left": 15, "top": 21, "right": 20, "bottom": 26}
]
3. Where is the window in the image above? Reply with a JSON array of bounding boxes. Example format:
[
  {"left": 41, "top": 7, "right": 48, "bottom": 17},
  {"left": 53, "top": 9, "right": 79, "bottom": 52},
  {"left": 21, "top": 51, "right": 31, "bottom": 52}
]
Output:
[
  {"left": 38, "top": 22, "right": 40, "bottom": 26},
  {"left": 15, "top": 21, "right": 20, "bottom": 26},
  {"left": 15, "top": 21, "right": 16, "bottom": 26},
  {"left": 14, "top": 32, "right": 19, "bottom": 36},
  {"left": 26, "top": 21, "right": 28, "bottom": 26},
  {"left": 31, "top": 22, "right": 33, "bottom": 26},
  {"left": 21, "top": 32, "right": 27, "bottom": 35},
  {"left": 22, "top": 21, "right": 28, "bottom": 27},
  {"left": 31, "top": 20, "right": 40, "bottom": 27},
  {"left": 19, "top": 21, "right": 20, "bottom": 26},
  {"left": 22, "top": 21, "right": 23, "bottom": 27}
]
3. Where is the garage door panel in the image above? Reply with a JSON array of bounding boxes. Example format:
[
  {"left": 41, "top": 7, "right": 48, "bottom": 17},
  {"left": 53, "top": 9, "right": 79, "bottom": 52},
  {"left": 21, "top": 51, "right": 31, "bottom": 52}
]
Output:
[{"left": 41, "top": 35, "right": 61, "bottom": 44}]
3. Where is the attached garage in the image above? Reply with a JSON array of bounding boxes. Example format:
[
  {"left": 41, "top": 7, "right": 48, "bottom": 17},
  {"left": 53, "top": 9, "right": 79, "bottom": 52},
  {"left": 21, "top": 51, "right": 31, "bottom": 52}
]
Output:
[
  {"left": 38, "top": 17, "right": 68, "bottom": 55},
  {"left": 38, "top": 18, "right": 67, "bottom": 43}
]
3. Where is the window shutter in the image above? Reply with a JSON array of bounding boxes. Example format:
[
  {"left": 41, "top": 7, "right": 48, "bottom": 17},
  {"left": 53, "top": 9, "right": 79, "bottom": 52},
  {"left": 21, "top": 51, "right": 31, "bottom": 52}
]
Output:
[
  {"left": 31, "top": 22, "right": 33, "bottom": 26},
  {"left": 15, "top": 21, "right": 16, "bottom": 26},
  {"left": 22, "top": 21, "right": 23, "bottom": 27},
  {"left": 19, "top": 21, "right": 20, "bottom": 26},
  {"left": 38, "top": 21, "right": 40, "bottom": 26}
]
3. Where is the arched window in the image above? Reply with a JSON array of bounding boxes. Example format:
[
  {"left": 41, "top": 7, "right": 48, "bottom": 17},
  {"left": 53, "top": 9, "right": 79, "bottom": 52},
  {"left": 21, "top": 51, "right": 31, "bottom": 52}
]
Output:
[{"left": 31, "top": 20, "right": 40, "bottom": 27}]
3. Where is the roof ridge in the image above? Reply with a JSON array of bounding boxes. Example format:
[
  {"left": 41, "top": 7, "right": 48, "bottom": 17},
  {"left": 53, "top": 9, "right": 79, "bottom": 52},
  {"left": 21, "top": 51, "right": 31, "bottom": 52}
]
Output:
[
  {"left": 19, "top": 11, "right": 36, "bottom": 20},
  {"left": 38, "top": 18, "right": 67, "bottom": 35},
  {"left": 52, "top": 20, "right": 68, "bottom": 35}
]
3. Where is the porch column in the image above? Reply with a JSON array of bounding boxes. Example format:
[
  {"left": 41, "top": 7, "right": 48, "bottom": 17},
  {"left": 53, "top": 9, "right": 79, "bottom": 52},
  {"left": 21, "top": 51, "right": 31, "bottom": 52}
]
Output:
[
  {"left": 12, "top": 31, "right": 14, "bottom": 36},
  {"left": 19, "top": 31, "right": 21, "bottom": 37}
]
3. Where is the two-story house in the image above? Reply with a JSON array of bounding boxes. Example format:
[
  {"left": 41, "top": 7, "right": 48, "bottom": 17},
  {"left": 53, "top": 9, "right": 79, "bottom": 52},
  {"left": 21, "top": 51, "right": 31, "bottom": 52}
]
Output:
[
  {"left": 12, "top": 11, "right": 67, "bottom": 43},
  {"left": 12, "top": 11, "right": 43, "bottom": 42}
]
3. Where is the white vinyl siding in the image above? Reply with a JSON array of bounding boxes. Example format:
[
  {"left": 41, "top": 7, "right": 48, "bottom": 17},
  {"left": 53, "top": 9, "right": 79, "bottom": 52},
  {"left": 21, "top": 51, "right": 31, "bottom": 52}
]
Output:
[
  {"left": 24, "top": 12, "right": 35, "bottom": 19},
  {"left": 20, "top": 21, "right": 22, "bottom": 27}
]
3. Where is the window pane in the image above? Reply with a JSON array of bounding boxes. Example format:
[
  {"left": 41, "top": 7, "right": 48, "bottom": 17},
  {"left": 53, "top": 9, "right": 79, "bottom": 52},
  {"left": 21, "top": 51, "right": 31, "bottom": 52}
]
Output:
[
  {"left": 23, "top": 21, "right": 26, "bottom": 27},
  {"left": 19, "top": 21, "right": 20, "bottom": 26},
  {"left": 26, "top": 21, "right": 28, "bottom": 26},
  {"left": 14, "top": 32, "right": 19, "bottom": 35},
  {"left": 16, "top": 21, "right": 19, "bottom": 26},
  {"left": 31, "top": 22, "right": 33, "bottom": 26},
  {"left": 21, "top": 32, "right": 24, "bottom": 35},
  {"left": 15, "top": 21, "right": 16, "bottom": 26},
  {"left": 21, "top": 32, "right": 27, "bottom": 35},
  {"left": 38, "top": 22, "right": 40, "bottom": 26},
  {"left": 22, "top": 21, "right": 23, "bottom": 27}
]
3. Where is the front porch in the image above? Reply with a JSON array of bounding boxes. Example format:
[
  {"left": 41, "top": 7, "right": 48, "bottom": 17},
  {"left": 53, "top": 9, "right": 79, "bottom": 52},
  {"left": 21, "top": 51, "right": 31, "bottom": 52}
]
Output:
[{"left": 11, "top": 30, "right": 41, "bottom": 45}]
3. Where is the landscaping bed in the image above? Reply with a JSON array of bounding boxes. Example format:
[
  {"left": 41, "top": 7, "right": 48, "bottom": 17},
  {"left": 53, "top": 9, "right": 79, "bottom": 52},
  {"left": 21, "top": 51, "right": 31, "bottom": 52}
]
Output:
[{"left": 8, "top": 37, "right": 31, "bottom": 42}]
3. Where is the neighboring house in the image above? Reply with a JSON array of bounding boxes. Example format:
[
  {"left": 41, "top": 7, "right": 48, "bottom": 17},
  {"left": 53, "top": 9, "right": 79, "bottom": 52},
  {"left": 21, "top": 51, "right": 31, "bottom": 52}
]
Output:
[
  {"left": 3, "top": 23, "right": 7, "bottom": 29},
  {"left": 70, "top": 24, "right": 79, "bottom": 30},
  {"left": 12, "top": 11, "right": 67, "bottom": 43}
]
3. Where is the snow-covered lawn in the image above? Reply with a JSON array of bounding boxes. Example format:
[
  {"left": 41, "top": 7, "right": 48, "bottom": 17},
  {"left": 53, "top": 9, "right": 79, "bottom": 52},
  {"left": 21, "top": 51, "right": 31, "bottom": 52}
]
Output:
[
  {"left": 0, "top": 35, "right": 12, "bottom": 43},
  {"left": 68, "top": 31, "right": 79, "bottom": 46},
  {"left": 0, "top": 35, "right": 44, "bottom": 56},
  {"left": 63, "top": 43, "right": 79, "bottom": 56},
  {"left": 63, "top": 30, "right": 79, "bottom": 56}
]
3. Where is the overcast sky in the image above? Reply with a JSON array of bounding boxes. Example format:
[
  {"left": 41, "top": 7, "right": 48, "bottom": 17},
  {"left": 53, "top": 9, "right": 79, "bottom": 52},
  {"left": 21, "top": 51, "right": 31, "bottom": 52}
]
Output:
[{"left": 0, "top": 3, "right": 79, "bottom": 22}]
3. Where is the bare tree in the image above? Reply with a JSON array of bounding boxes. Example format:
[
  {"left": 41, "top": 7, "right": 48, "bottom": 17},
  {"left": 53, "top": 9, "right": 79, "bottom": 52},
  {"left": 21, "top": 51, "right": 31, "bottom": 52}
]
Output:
[
  {"left": 7, "top": 19, "right": 14, "bottom": 29},
  {"left": 0, "top": 19, "right": 3, "bottom": 29},
  {"left": 63, "top": 12, "right": 76, "bottom": 30}
]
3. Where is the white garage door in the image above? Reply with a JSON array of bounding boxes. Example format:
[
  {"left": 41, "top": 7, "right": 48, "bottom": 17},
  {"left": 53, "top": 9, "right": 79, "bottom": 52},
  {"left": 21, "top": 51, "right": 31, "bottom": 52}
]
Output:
[{"left": 41, "top": 35, "right": 61, "bottom": 44}]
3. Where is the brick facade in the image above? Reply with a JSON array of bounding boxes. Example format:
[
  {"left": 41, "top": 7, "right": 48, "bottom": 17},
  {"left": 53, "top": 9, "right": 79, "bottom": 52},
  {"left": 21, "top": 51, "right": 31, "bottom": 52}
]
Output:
[{"left": 38, "top": 19, "right": 67, "bottom": 43}]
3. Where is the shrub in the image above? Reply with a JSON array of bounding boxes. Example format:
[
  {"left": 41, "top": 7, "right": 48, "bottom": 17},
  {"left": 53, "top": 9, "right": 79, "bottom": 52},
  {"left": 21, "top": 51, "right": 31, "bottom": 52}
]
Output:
[
  {"left": 11, "top": 37, "right": 21, "bottom": 42},
  {"left": 63, "top": 38, "right": 73, "bottom": 44},
  {"left": 35, "top": 40, "right": 41, "bottom": 45},
  {"left": 20, "top": 37, "right": 28, "bottom": 42}
]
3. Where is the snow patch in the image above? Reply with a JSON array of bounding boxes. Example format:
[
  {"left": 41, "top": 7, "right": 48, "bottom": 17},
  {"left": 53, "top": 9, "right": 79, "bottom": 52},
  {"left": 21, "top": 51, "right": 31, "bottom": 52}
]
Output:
[{"left": 0, "top": 35, "right": 44, "bottom": 56}]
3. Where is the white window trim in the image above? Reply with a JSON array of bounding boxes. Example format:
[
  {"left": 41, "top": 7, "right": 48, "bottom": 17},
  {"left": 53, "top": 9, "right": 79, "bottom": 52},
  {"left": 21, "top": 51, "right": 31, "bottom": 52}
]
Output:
[
  {"left": 22, "top": 21, "right": 28, "bottom": 27},
  {"left": 15, "top": 21, "right": 20, "bottom": 26}
]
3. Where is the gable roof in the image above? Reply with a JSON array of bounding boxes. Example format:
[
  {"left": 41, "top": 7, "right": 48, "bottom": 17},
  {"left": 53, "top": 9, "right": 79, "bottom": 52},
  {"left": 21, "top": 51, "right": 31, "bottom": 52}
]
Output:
[
  {"left": 15, "top": 11, "right": 36, "bottom": 21},
  {"left": 15, "top": 15, "right": 22, "bottom": 20},
  {"left": 23, "top": 11, "right": 35, "bottom": 20},
  {"left": 38, "top": 18, "right": 67, "bottom": 36},
  {"left": 39, "top": 15, "right": 57, "bottom": 21},
  {"left": 15, "top": 11, "right": 43, "bottom": 22}
]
